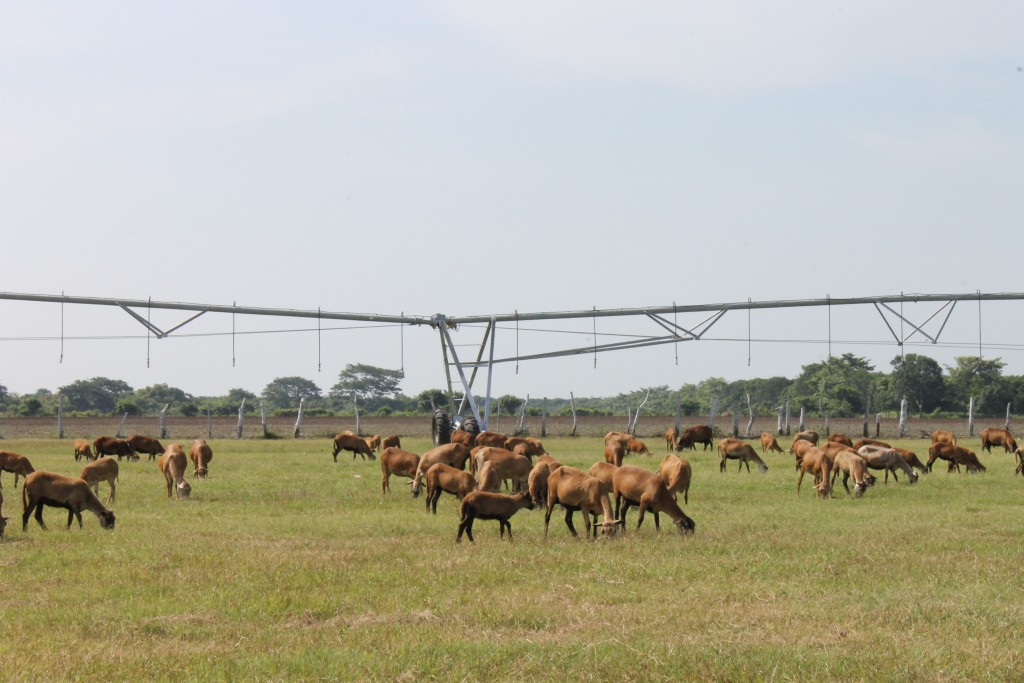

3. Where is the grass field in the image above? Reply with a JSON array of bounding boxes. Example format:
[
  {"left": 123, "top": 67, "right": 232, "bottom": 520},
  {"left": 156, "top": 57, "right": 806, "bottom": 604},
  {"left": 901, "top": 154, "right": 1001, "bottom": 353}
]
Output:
[{"left": 1, "top": 435, "right": 1022, "bottom": 681}]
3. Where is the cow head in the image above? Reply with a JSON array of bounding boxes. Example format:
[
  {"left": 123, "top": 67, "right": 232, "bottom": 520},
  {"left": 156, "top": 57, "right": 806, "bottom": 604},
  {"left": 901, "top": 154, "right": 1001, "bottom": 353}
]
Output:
[
  {"left": 98, "top": 510, "right": 116, "bottom": 530},
  {"left": 757, "top": 462, "right": 769, "bottom": 474},
  {"left": 674, "top": 514, "right": 696, "bottom": 535},
  {"left": 176, "top": 480, "right": 192, "bottom": 499}
]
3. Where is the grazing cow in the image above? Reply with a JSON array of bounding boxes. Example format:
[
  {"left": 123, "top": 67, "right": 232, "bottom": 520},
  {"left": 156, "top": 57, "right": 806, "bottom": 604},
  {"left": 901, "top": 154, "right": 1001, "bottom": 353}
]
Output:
[
  {"left": 456, "top": 491, "right": 534, "bottom": 543},
  {"left": 657, "top": 454, "right": 692, "bottom": 505},
  {"left": 332, "top": 433, "right": 375, "bottom": 462},
  {"left": 380, "top": 447, "right": 420, "bottom": 495},
  {"left": 612, "top": 465, "right": 696, "bottom": 534},
  {"left": 364, "top": 434, "right": 382, "bottom": 453},
  {"left": 676, "top": 425, "right": 713, "bottom": 452},
  {"left": 857, "top": 446, "right": 919, "bottom": 484},
  {"left": 664, "top": 427, "right": 680, "bottom": 451},
  {"left": 544, "top": 466, "right": 619, "bottom": 539},
  {"left": 891, "top": 447, "right": 928, "bottom": 482},
  {"left": 626, "top": 439, "right": 651, "bottom": 457},
  {"left": 789, "top": 438, "right": 818, "bottom": 471},
  {"left": 981, "top": 428, "right": 1018, "bottom": 454},
  {"left": 127, "top": 435, "right": 165, "bottom": 461},
  {"left": 1015, "top": 447, "right": 1024, "bottom": 476},
  {"left": 827, "top": 433, "right": 853, "bottom": 448},
  {"left": 793, "top": 430, "right": 820, "bottom": 446},
  {"left": 472, "top": 447, "right": 531, "bottom": 493},
  {"left": 158, "top": 445, "right": 192, "bottom": 499},
  {"left": 93, "top": 436, "right": 138, "bottom": 461},
  {"left": 760, "top": 432, "right": 784, "bottom": 455},
  {"left": 796, "top": 447, "right": 833, "bottom": 499},
  {"left": 73, "top": 439, "right": 96, "bottom": 462},
  {"left": 424, "top": 463, "right": 477, "bottom": 514},
  {"left": 80, "top": 457, "right": 118, "bottom": 504},
  {"left": 927, "top": 443, "right": 985, "bottom": 473},
  {"left": 21, "top": 471, "right": 116, "bottom": 531},
  {"left": 0, "top": 489, "right": 7, "bottom": 538},
  {"left": 0, "top": 451, "right": 36, "bottom": 488},
  {"left": 411, "top": 443, "right": 472, "bottom": 496},
  {"left": 587, "top": 461, "right": 618, "bottom": 493},
  {"left": 381, "top": 434, "right": 401, "bottom": 450},
  {"left": 931, "top": 430, "right": 957, "bottom": 447},
  {"left": 830, "top": 451, "right": 872, "bottom": 497},
  {"left": 851, "top": 438, "right": 891, "bottom": 451},
  {"left": 189, "top": 439, "right": 213, "bottom": 477},
  {"left": 718, "top": 438, "right": 768, "bottom": 474}
]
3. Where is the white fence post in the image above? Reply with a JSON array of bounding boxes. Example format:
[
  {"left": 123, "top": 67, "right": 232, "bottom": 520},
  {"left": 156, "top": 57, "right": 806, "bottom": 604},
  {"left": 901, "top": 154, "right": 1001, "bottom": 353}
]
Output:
[
  {"left": 784, "top": 399, "right": 791, "bottom": 436},
  {"left": 294, "top": 397, "right": 306, "bottom": 438},
  {"left": 570, "top": 392, "right": 578, "bottom": 438},
  {"left": 236, "top": 398, "right": 246, "bottom": 439},
  {"left": 899, "top": 399, "right": 909, "bottom": 437},
  {"left": 744, "top": 394, "right": 754, "bottom": 438},
  {"left": 159, "top": 403, "right": 169, "bottom": 439},
  {"left": 798, "top": 406, "right": 806, "bottom": 433},
  {"left": 968, "top": 397, "right": 975, "bottom": 437},
  {"left": 708, "top": 394, "right": 719, "bottom": 429},
  {"left": 1005, "top": 402, "right": 1012, "bottom": 431},
  {"left": 207, "top": 407, "right": 213, "bottom": 439},
  {"left": 116, "top": 412, "right": 128, "bottom": 438},
  {"left": 353, "top": 394, "right": 361, "bottom": 435},
  {"left": 57, "top": 394, "right": 64, "bottom": 439}
]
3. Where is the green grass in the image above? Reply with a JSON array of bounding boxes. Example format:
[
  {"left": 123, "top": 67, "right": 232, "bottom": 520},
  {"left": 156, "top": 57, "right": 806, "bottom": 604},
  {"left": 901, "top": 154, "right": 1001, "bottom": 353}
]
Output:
[{"left": 1, "top": 436, "right": 1022, "bottom": 681}]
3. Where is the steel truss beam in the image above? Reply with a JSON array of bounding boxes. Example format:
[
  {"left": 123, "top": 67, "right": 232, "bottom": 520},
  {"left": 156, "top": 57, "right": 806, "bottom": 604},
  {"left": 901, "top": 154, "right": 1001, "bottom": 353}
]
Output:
[{"left": 3, "top": 290, "right": 1023, "bottom": 432}]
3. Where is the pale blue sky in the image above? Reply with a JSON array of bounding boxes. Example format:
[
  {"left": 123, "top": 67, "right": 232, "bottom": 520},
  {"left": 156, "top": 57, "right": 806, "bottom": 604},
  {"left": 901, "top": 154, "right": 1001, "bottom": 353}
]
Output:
[{"left": 2, "top": 2, "right": 1022, "bottom": 400}]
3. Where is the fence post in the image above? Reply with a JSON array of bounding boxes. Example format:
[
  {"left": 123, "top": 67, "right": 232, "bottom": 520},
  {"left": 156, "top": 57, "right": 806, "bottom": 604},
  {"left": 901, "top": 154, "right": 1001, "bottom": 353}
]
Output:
[
  {"left": 798, "top": 406, "right": 806, "bottom": 433},
  {"left": 784, "top": 399, "right": 791, "bottom": 436},
  {"left": 968, "top": 396, "right": 975, "bottom": 437},
  {"left": 824, "top": 410, "right": 830, "bottom": 437},
  {"left": 731, "top": 405, "right": 739, "bottom": 438},
  {"left": 708, "top": 394, "right": 719, "bottom": 429},
  {"left": 236, "top": 398, "right": 246, "bottom": 439},
  {"left": 776, "top": 406, "right": 784, "bottom": 435},
  {"left": 875, "top": 413, "right": 882, "bottom": 437},
  {"left": 159, "top": 404, "right": 169, "bottom": 439},
  {"left": 116, "top": 412, "right": 128, "bottom": 438},
  {"left": 57, "top": 394, "right": 64, "bottom": 439},
  {"left": 745, "top": 394, "right": 754, "bottom": 438},
  {"left": 294, "top": 397, "right": 306, "bottom": 438},
  {"left": 207, "top": 407, "right": 213, "bottom": 439},
  {"left": 899, "top": 399, "right": 909, "bottom": 437},
  {"left": 260, "top": 401, "right": 267, "bottom": 438},
  {"left": 570, "top": 392, "right": 578, "bottom": 437},
  {"left": 541, "top": 398, "right": 548, "bottom": 438},
  {"left": 353, "top": 394, "right": 361, "bottom": 435},
  {"left": 674, "top": 403, "right": 683, "bottom": 433},
  {"left": 862, "top": 393, "right": 871, "bottom": 438},
  {"left": 1006, "top": 402, "right": 1012, "bottom": 431}
]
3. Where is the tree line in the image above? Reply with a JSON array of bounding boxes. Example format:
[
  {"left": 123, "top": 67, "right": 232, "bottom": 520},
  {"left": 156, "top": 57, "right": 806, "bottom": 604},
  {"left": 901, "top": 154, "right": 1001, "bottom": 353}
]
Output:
[{"left": 0, "top": 355, "right": 1020, "bottom": 419}]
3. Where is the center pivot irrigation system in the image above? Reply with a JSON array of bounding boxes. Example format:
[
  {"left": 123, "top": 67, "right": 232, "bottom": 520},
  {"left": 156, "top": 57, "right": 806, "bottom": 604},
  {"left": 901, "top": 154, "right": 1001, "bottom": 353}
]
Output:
[{"left": 3, "top": 291, "right": 1024, "bottom": 431}]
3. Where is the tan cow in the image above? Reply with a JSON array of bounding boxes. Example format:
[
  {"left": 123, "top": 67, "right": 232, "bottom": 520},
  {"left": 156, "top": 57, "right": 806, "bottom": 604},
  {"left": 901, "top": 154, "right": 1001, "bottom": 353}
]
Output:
[
  {"left": 158, "top": 445, "right": 192, "bottom": 500},
  {"left": 189, "top": 439, "right": 213, "bottom": 477},
  {"left": 760, "top": 432, "right": 784, "bottom": 455}
]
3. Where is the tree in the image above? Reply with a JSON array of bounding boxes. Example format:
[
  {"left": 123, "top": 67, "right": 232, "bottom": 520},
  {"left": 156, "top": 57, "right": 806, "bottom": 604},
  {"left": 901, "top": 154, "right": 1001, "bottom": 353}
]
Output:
[
  {"left": 790, "top": 354, "right": 875, "bottom": 417},
  {"left": 330, "top": 364, "right": 404, "bottom": 400},
  {"left": 890, "top": 354, "right": 945, "bottom": 415},
  {"left": 18, "top": 397, "right": 43, "bottom": 416},
  {"left": 945, "top": 356, "right": 1008, "bottom": 415},
  {"left": 115, "top": 399, "right": 142, "bottom": 416},
  {"left": 133, "top": 384, "right": 193, "bottom": 414},
  {"left": 416, "top": 389, "right": 452, "bottom": 413},
  {"left": 262, "top": 377, "right": 323, "bottom": 410},
  {"left": 58, "top": 377, "right": 134, "bottom": 413},
  {"left": 0, "top": 383, "right": 9, "bottom": 410},
  {"left": 497, "top": 394, "right": 523, "bottom": 416}
]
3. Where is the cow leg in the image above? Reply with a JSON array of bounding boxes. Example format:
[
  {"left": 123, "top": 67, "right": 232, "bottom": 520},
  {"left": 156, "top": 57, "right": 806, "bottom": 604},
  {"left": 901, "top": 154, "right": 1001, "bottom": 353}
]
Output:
[
  {"left": 653, "top": 510, "right": 660, "bottom": 531},
  {"left": 23, "top": 501, "right": 38, "bottom": 531},
  {"left": 108, "top": 481, "right": 115, "bottom": 505},
  {"left": 563, "top": 509, "right": 578, "bottom": 537},
  {"left": 890, "top": 468, "right": 899, "bottom": 483},
  {"left": 504, "top": 520, "right": 514, "bottom": 541},
  {"left": 636, "top": 504, "right": 647, "bottom": 531},
  {"left": 841, "top": 472, "right": 851, "bottom": 495},
  {"left": 457, "top": 514, "right": 475, "bottom": 543},
  {"left": 797, "top": 469, "right": 805, "bottom": 495}
]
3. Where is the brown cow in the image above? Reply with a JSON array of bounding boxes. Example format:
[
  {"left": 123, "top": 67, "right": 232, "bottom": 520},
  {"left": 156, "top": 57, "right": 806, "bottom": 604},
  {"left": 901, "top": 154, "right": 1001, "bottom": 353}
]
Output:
[
  {"left": 760, "top": 432, "right": 784, "bottom": 455},
  {"left": 127, "top": 435, "right": 165, "bottom": 461},
  {"left": 332, "top": 433, "right": 375, "bottom": 462},
  {"left": 927, "top": 443, "right": 985, "bottom": 473},
  {"left": 789, "top": 438, "right": 818, "bottom": 471},
  {"left": 158, "top": 445, "right": 192, "bottom": 499},
  {"left": 793, "top": 430, "right": 820, "bottom": 446},
  {"left": 719, "top": 438, "right": 768, "bottom": 474},
  {"left": 827, "top": 433, "right": 853, "bottom": 448},
  {"left": 73, "top": 439, "right": 96, "bottom": 462},
  {"left": 364, "top": 434, "right": 382, "bottom": 452},
  {"left": 450, "top": 429, "right": 475, "bottom": 447},
  {"left": 851, "top": 438, "right": 891, "bottom": 451},
  {"left": 931, "top": 430, "right": 957, "bottom": 447},
  {"left": 380, "top": 447, "right": 420, "bottom": 495},
  {"left": 381, "top": 434, "right": 401, "bottom": 450},
  {"left": 981, "top": 428, "right": 1018, "bottom": 454},
  {"left": 796, "top": 447, "right": 832, "bottom": 499},
  {"left": 676, "top": 425, "right": 713, "bottom": 451},
  {"left": 189, "top": 439, "right": 213, "bottom": 477},
  {"left": 81, "top": 457, "right": 118, "bottom": 504},
  {"left": 474, "top": 431, "right": 508, "bottom": 449},
  {"left": 0, "top": 451, "right": 35, "bottom": 488},
  {"left": 664, "top": 427, "right": 680, "bottom": 451},
  {"left": 626, "top": 439, "right": 651, "bottom": 457},
  {"left": 93, "top": 436, "right": 138, "bottom": 461}
]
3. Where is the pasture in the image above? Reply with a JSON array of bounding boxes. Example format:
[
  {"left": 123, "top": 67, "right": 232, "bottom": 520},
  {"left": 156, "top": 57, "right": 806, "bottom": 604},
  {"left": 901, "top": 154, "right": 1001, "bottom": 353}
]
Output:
[{"left": 1, "top": 434, "right": 1022, "bottom": 681}]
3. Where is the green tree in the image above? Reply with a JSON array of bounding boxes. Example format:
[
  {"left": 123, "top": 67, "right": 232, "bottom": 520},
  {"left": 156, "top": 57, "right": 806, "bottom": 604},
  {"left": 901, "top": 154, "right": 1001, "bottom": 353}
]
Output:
[
  {"left": 18, "top": 397, "right": 43, "bottom": 416},
  {"left": 496, "top": 394, "right": 524, "bottom": 416},
  {"left": 790, "top": 354, "right": 875, "bottom": 417},
  {"left": 416, "top": 389, "right": 453, "bottom": 413},
  {"left": 890, "top": 354, "right": 945, "bottom": 415},
  {"left": 330, "top": 364, "right": 404, "bottom": 400},
  {"left": 945, "top": 356, "right": 1008, "bottom": 415},
  {"left": 133, "top": 384, "right": 193, "bottom": 413},
  {"left": 115, "top": 399, "right": 142, "bottom": 416},
  {"left": 262, "top": 377, "right": 322, "bottom": 410},
  {"left": 58, "top": 377, "right": 134, "bottom": 413},
  {"left": 0, "top": 383, "right": 9, "bottom": 410}
]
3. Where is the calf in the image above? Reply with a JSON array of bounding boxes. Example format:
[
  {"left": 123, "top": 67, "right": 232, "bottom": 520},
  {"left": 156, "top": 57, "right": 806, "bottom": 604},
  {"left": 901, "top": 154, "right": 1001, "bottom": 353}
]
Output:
[
  {"left": 189, "top": 439, "right": 213, "bottom": 477},
  {"left": 127, "top": 435, "right": 165, "bottom": 461},
  {"left": 612, "top": 465, "right": 696, "bottom": 534},
  {"left": 456, "top": 490, "right": 534, "bottom": 543},
  {"left": 528, "top": 462, "right": 552, "bottom": 508},
  {"left": 22, "top": 471, "right": 116, "bottom": 531},
  {"left": 474, "top": 431, "right": 508, "bottom": 449},
  {"left": 473, "top": 447, "right": 531, "bottom": 493},
  {"left": 158, "top": 445, "right": 192, "bottom": 499},
  {"left": 625, "top": 438, "right": 651, "bottom": 457},
  {"left": 73, "top": 439, "right": 96, "bottom": 462},
  {"left": 0, "top": 451, "right": 35, "bottom": 489},
  {"left": 364, "top": 434, "right": 382, "bottom": 453},
  {"left": 81, "top": 457, "right": 118, "bottom": 504}
]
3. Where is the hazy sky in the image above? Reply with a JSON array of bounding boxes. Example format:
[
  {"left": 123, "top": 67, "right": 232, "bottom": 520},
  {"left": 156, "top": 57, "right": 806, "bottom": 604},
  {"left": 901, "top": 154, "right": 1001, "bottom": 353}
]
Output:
[{"left": 2, "top": 2, "right": 1023, "bottom": 403}]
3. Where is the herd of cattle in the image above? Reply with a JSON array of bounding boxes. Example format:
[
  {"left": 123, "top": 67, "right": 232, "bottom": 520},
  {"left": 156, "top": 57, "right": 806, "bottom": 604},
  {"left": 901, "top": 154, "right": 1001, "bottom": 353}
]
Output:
[
  {"left": 1, "top": 419, "right": 1019, "bottom": 543},
  {"left": 334, "top": 420, "right": 1024, "bottom": 543},
  {"left": 0, "top": 435, "right": 213, "bottom": 538}
]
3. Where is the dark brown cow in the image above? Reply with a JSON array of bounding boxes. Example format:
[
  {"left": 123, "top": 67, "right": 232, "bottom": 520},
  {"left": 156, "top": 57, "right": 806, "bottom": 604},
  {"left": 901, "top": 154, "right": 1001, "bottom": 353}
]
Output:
[
  {"left": 676, "top": 425, "right": 713, "bottom": 452},
  {"left": 93, "top": 436, "right": 138, "bottom": 461},
  {"left": 127, "top": 435, "right": 165, "bottom": 461},
  {"left": 927, "top": 443, "right": 986, "bottom": 473},
  {"left": 981, "top": 428, "right": 1018, "bottom": 454}
]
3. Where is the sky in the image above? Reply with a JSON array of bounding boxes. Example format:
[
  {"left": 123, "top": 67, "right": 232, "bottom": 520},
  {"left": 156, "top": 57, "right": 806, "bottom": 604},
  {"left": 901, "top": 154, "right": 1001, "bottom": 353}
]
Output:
[{"left": 1, "top": 1, "right": 1023, "bottom": 404}]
